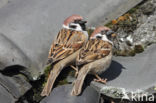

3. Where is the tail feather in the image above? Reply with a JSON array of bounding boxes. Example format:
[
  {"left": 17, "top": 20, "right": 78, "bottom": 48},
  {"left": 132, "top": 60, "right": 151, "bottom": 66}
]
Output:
[
  {"left": 41, "top": 64, "right": 64, "bottom": 96},
  {"left": 41, "top": 50, "right": 80, "bottom": 96},
  {"left": 71, "top": 66, "right": 91, "bottom": 96}
]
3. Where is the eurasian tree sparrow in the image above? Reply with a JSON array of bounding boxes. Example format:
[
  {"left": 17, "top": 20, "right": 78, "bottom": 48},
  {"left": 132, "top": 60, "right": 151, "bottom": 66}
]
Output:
[
  {"left": 71, "top": 26, "right": 116, "bottom": 96},
  {"left": 41, "top": 15, "right": 88, "bottom": 96}
]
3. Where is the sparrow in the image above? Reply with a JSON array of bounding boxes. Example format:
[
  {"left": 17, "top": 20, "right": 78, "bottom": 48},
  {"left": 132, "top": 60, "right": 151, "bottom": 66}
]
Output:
[
  {"left": 41, "top": 15, "right": 88, "bottom": 96},
  {"left": 71, "top": 26, "right": 116, "bottom": 96}
]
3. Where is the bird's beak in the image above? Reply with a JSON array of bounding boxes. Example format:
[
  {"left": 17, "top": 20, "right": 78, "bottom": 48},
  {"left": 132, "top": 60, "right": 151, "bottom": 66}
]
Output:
[
  {"left": 106, "top": 30, "right": 117, "bottom": 37},
  {"left": 106, "top": 30, "right": 114, "bottom": 35}
]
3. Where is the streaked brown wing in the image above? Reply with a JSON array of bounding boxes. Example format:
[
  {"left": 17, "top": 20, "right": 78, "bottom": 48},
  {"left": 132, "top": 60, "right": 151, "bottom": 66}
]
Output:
[
  {"left": 48, "top": 28, "right": 87, "bottom": 63},
  {"left": 76, "top": 39, "right": 112, "bottom": 65}
]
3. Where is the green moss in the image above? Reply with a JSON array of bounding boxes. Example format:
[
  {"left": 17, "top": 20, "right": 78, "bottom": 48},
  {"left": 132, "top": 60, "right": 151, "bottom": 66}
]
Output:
[
  {"left": 40, "top": 64, "right": 52, "bottom": 87},
  {"left": 32, "top": 88, "right": 43, "bottom": 102},
  {"left": 113, "top": 45, "right": 145, "bottom": 56},
  {"left": 127, "top": 2, "right": 141, "bottom": 14},
  {"left": 134, "top": 45, "right": 144, "bottom": 53},
  {"left": 57, "top": 79, "right": 68, "bottom": 86},
  {"left": 128, "top": 8, "right": 138, "bottom": 14},
  {"left": 24, "top": 65, "right": 74, "bottom": 102},
  {"left": 41, "top": 63, "right": 76, "bottom": 88},
  {"left": 105, "top": 21, "right": 114, "bottom": 29},
  {"left": 44, "top": 64, "right": 52, "bottom": 74},
  {"left": 128, "top": 50, "right": 136, "bottom": 56},
  {"left": 101, "top": 87, "right": 124, "bottom": 98},
  {"left": 44, "top": 64, "right": 52, "bottom": 78},
  {"left": 113, "top": 49, "right": 136, "bottom": 56},
  {"left": 103, "top": 1, "right": 141, "bottom": 34},
  {"left": 54, "top": 67, "right": 75, "bottom": 86}
]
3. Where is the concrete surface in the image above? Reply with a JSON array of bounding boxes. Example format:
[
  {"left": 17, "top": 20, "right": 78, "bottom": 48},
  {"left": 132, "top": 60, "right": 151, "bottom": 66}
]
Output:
[
  {"left": 91, "top": 44, "right": 156, "bottom": 100},
  {"left": 0, "top": 84, "right": 16, "bottom": 103},
  {"left": 0, "top": 0, "right": 8, "bottom": 9},
  {"left": 0, "top": 73, "right": 31, "bottom": 99},
  {"left": 40, "top": 84, "right": 99, "bottom": 103}
]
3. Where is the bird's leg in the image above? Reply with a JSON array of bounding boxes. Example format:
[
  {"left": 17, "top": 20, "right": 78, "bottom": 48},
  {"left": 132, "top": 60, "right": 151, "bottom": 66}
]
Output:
[
  {"left": 70, "top": 65, "right": 78, "bottom": 77},
  {"left": 93, "top": 73, "right": 107, "bottom": 84}
]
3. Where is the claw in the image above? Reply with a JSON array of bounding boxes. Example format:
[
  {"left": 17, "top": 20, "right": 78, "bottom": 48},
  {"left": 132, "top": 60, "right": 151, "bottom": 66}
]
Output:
[
  {"left": 93, "top": 73, "right": 107, "bottom": 84},
  {"left": 94, "top": 78, "right": 107, "bottom": 84}
]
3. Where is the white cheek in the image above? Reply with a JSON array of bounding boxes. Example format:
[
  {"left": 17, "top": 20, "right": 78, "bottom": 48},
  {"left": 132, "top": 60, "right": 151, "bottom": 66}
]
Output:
[
  {"left": 102, "top": 35, "right": 108, "bottom": 41},
  {"left": 62, "top": 24, "right": 69, "bottom": 29},
  {"left": 64, "top": 23, "right": 83, "bottom": 31},
  {"left": 102, "top": 35, "right": 113, "bottom": 45},
  {"left": 75, "top": 24, "right": 82, "bottom": 31}
]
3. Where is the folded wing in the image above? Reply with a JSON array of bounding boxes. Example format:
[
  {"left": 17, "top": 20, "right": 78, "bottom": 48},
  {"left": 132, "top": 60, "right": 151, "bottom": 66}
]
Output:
[
  {"left": 48, "top": 28, "right": 87, "bottom": 63},
  {"left": 76, "top": 39, "right": 112, "bottom": 65}
]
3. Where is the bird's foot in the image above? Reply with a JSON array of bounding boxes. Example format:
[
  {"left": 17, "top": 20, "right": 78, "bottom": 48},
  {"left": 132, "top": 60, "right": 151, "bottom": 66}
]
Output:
[
  {"left": 70, "top": 65, "right": 78, "bottom": 77},
  {"left": 94, "top": 78, "right": 107, "bottom": 84},
  {"left": 94, "top": 73, "right": 107, "bottom": 84}
]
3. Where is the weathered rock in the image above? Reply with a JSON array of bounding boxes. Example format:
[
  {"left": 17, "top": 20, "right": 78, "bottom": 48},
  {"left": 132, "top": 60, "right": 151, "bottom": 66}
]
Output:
[
  {"left": 0, "top": 73, "right": 31, "bottom": 99},
  {"left": 0, "top": 0, "right": 8, "bottom": 8},
  {"left": 40, "top": 84, "right": 99, "bottom": 103},
  {"left": 91, "top": 44, "right": 156, "bottom": 101},
  {"left": 140, "top": 1, "right": 155, "bottom": 15},
  {"left": 106, "top": 0, "right": 156, "bottom": 56},
  {"left": 0, "top": 84, "right": 16, "bottom": 103},
  {"left": 0, "top": 33, "right": 30, "bottom": 71},
  {"left": 133, "top": 13, "right": 156, "bottom": 46}
]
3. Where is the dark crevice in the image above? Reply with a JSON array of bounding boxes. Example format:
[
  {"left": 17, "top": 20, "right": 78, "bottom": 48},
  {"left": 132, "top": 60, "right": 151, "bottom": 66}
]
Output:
[
  {"left": 0, "top": 65, "right": 33, "bottom": 81},
  {"left": 16, "top": 75, "right": 45, "bottom": 103},
  {"left": 1, "top": 65, "right": 26, "bottom": 76},
  {"left": 16, "top": 66, "right": 76, "bottom": 103}
]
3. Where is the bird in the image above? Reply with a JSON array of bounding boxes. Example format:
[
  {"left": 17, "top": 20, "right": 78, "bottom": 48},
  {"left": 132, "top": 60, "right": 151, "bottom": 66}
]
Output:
[
  {"left": 41, "top": 15, "right": 88, "bottom": 96},
  {"left": 71, "top": 26, "right": 116, "bottom": 96}
]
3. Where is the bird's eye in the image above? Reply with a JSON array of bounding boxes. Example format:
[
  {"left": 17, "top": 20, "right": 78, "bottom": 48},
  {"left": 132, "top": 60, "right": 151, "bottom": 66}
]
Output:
[
  {"left": 96, "top": 35, "right": 102, "bottom": 39},
  {"left": 69, "top": 25, "right": 77, "bottom": 29}
]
